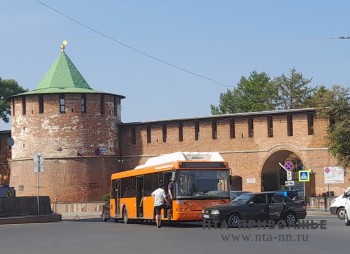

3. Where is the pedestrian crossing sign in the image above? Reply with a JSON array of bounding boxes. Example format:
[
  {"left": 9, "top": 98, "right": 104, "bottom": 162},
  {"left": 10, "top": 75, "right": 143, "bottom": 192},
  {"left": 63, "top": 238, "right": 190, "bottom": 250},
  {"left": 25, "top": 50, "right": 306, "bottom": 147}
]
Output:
[{"left": 298, "top": 170, "right": 310, "bottom": 182}]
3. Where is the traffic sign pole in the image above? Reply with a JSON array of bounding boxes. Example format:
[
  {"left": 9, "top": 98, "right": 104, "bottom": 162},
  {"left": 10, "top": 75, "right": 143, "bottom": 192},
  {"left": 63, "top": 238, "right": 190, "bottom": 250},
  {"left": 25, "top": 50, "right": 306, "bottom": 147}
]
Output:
[
  {"left": 298, "top": 170, "right": 310, "bottom": 201},
  {"left": 280, "top": 162, "right": 294, "bottom": 191},
  {"left": 33, "top": 153, "right": 44, "bottom": 216},
  {"left": 37, "top": 167, "right": 40, "bottom": 216}
]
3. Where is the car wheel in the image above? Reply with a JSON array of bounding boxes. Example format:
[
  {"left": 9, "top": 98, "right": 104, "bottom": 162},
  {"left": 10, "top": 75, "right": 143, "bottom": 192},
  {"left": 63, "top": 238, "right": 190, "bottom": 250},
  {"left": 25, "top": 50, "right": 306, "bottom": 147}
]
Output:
[
  {"left": 102, "top": 212, "right": 108, "bottom": 222},
  {"left": 345, "top": 211, "right": 350, "bottom": 226},
  {"left": 337, "top": 208, "right": 345, "bottom": 220},
  {"left": 123, "top": 208, "right": 129, "bottom": 224},
  {"left": 227, "top": 213, "right": 241, "bottom": 228},
  {"left": 284, "top": 212, "right": 297, "bottom": 226}
]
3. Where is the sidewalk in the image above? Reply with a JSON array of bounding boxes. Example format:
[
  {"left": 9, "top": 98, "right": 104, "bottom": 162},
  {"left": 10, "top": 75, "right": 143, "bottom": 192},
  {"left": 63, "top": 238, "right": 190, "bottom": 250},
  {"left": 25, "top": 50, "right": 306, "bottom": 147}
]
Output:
[
  {"left": 0, "top": 212, "right": 101, "bottom": 225},
  {"left": 306, "top": 207, "right": 332, "bottom": 216},
  {"left": 0, "top": 213, "right": 62, "bottom": 225}
]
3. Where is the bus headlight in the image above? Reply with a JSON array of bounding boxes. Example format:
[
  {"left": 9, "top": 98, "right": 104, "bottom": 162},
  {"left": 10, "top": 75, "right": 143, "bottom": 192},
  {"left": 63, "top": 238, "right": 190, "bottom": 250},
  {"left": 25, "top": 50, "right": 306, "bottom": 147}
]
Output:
[{"left": 211, "top": 210, "right": 220, "bottom": 215}]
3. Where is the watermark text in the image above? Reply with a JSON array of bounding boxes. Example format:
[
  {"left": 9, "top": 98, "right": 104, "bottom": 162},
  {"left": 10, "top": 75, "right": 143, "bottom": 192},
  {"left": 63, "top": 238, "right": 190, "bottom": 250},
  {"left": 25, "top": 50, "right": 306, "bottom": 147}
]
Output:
[{"left": 203, "top": 219, "right": 326, "bottom": 230}]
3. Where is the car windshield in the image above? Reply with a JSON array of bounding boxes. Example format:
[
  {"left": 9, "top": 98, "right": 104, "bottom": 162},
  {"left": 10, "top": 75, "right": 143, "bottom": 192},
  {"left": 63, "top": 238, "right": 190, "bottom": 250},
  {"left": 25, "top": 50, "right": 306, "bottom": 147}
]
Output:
[
  {"left": 177, "top": 170, "right": 229, "bottom": 199},
  {"left": 232, "top": 193, "right": 254, "bottom": 204},
  {"left": 230, "top": 191, "right": 248, "bottom": 199}
]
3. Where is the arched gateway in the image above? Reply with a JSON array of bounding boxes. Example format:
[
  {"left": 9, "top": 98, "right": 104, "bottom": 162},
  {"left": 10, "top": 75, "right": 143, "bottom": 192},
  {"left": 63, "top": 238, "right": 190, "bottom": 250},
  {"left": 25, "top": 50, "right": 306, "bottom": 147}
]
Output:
[{"left": 261, "top": 149, "right": 315, "bottom": 198}]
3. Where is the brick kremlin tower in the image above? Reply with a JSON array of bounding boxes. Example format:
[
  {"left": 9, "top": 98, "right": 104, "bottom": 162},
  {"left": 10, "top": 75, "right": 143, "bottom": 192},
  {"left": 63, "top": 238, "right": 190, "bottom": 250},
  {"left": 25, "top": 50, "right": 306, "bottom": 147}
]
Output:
[{"left": 9, "top": 42, "right": 125, "bottom": 203}]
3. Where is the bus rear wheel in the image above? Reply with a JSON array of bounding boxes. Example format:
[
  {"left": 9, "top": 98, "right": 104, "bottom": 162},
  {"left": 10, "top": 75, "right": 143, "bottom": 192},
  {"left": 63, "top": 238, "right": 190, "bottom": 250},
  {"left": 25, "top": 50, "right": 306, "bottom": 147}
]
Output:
[{"left": 123, "top": 208, "right": 129, "bottom": 224}]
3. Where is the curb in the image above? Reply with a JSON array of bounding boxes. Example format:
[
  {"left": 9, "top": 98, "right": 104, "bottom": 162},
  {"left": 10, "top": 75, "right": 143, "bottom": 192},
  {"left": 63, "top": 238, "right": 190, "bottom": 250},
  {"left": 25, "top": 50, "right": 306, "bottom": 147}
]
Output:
[
  {"left": 306, "top": 210, "right": 333, "bottom": 216},
  {"left": 0, "top": 214, "right": 62, "bottom": 225},
  {"left": 61, "top": 212, "right": 101, "bottom": 220}
]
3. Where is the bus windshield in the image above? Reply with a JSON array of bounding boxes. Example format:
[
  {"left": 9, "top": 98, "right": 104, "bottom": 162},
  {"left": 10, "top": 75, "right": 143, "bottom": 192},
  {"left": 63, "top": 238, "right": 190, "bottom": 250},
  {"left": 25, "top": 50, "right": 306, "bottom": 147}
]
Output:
[{"left": 177, "top": 170, "right": 229, "bottom": 199}]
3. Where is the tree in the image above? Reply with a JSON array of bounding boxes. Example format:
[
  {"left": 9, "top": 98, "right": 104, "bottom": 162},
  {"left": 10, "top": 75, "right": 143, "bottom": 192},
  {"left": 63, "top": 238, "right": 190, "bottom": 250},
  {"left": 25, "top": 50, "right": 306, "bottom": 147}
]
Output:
[
  {"left": 328, "top": 119, "right": 350, "bottom": 168},
  {"left": 312, "top": 85, "right": 350, "bottom": 121},
  {"left": 273, "top": 68, "right": 315, "bottom": 109},
  {"left": 210, "top": 89, "right": 237, "bottom": 115},
  {"left": 211, "top": 71, "right": 276, "bottom": 114},
  {"left": 0, "top": 78, "right": 27, "bottom": 122},
  {"left": 312, "top": 85, "right": 350, "bottom": 167}
]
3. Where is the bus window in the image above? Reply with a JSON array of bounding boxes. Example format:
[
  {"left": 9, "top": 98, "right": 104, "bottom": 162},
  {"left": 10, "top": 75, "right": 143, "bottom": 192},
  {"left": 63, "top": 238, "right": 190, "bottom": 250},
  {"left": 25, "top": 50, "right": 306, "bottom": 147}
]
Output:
[
  {"left": 178, "top": 170, "right": 229, "bottom": 198},
  {"left": 121, "top": 177, "right": 136, "bottom": 198},
  {"left": 144, "top": 173, "right": 163, "bottom": 196}
]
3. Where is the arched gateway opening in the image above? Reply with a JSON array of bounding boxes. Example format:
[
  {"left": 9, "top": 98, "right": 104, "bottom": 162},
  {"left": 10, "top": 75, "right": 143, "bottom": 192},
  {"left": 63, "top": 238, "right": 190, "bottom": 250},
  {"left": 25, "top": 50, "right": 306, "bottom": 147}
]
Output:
[{"left": 261, "top": 150, "right": 315, "bottom": 198}]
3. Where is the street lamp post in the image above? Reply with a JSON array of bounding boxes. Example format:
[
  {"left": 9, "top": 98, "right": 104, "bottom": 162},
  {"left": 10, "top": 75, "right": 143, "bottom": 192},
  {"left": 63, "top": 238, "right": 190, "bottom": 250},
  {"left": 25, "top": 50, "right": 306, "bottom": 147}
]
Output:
[{"left": 118, "top": 159, "right": 124, "bottom": 171}]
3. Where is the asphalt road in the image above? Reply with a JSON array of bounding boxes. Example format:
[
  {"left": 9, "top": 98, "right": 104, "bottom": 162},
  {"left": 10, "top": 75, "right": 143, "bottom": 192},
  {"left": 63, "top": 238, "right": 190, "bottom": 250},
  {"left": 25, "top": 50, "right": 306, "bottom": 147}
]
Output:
[{"left": 0, "top": 215, "right": 348, "bottom": 254}]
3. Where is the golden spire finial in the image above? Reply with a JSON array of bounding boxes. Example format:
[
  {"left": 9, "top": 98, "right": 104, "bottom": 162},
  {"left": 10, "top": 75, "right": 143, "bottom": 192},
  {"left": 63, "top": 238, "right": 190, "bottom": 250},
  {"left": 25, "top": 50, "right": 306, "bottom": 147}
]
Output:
[{"left": 61, "top": 40, "right": 68, "bottom": 51}]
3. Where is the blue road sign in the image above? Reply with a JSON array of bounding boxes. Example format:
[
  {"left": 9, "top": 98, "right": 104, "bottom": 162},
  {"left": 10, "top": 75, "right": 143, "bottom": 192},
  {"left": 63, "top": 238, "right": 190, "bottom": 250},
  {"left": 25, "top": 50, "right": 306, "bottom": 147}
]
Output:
[{"left": 298, "top": 170, "right": 310, "bottom": 182}]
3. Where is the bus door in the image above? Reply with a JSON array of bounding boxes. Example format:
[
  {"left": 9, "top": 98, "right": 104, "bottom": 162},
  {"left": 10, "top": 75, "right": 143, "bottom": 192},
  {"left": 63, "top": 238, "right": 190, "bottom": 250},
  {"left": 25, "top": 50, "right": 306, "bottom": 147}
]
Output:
[
  {"left": 114, "top": 180, "right": 121, "bottom": 217},
  {"left": 136, "top": 176, "right": 144, "bottom": 217},
  {"left": 163, "top": 172, "right": 174, "bottom": 219}
]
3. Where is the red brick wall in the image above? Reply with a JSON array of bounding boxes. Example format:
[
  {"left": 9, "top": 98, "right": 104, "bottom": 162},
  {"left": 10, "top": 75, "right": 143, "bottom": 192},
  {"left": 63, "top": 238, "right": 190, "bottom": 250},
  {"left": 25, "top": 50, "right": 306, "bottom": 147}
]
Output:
[
  {"left": 8, "top": 95, "right": 350, "bottom": 203},
  {"left": 119, "top": 111, "right": 349, "bottom": 196},
  {"left": 11, "top": 94, "right": 120, "bottom": 158},
  {"left": 9, "top": 93, "right": 122, "bottom": 202},
  {"left": 10, "top": 157, "right": 118, "bottom": 203}
]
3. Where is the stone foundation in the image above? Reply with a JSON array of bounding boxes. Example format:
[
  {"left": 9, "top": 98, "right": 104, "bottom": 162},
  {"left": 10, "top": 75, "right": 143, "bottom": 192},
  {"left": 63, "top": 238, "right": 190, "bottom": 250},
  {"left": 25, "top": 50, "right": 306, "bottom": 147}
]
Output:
[{"left": 51, "top": 202, "right": 105, "bottom": 214}]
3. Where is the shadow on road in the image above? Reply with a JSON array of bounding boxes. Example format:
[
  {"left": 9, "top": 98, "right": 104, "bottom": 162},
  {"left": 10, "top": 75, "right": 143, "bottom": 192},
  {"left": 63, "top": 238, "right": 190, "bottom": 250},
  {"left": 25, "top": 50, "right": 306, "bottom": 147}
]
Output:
[{"left": 68, "top": 218, "right": 203, "bottom": 228}]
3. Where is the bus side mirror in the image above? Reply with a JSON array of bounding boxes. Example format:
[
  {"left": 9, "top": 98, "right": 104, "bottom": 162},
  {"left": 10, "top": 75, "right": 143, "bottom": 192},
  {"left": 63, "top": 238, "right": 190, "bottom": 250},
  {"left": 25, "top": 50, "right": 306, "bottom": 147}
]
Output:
[{"left": 171, "top": 171, "right": 176, "bottom": 181}]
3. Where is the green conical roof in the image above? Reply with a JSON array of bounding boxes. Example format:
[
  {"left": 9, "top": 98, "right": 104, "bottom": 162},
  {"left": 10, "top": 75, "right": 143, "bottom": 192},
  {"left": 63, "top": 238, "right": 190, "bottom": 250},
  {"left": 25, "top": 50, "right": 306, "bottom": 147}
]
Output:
[
  {"left": 12, "top": 48, "right": 125, "bottom": 98},
  {"left": 37, "top": 51, "right": 92, "bottom": 91}
]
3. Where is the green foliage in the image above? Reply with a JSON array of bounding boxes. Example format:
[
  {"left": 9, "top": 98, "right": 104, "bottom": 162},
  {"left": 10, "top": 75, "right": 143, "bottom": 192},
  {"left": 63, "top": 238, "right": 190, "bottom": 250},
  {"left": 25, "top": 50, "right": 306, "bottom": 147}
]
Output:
[
  {"left": 313, "top": 85, "right": 350, "bottom": 122},
  {"left": 273, "top": 68, "right": 315, "bottom": 109},
  {"left": 328, "top": 119, "right": 350, "bottom": 168},
  {"left": 210, "top": 89, "right": 237, "bottom": 114},
  {"left": 313, "top": 85, "right": 350, "bottom": 167},
  {"left": 211, "top": 71, "right": 275, "bottom": 114},
  {"left": 211, "top": 69, "right": 315, "bottom": 115},
  {"left": 0, "top": 78, "right": 27, "bottom": 122},
  {"left": 103, "top": 193, "right": 110, "bottom": 201}
]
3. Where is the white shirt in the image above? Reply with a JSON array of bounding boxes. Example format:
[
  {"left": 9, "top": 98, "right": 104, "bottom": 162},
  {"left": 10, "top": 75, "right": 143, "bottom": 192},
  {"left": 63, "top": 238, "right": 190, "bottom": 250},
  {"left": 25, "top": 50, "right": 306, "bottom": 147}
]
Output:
[{"left": 151, "top": 188, "right": 166, "bottom": 206}]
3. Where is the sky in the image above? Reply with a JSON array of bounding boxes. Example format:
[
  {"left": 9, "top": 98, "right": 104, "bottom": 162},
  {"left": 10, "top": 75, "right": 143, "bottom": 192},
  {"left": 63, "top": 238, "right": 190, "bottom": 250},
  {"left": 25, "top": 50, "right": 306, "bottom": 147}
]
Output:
[{"left": 1, "top": 0, "right": 350, "bottom": 130}]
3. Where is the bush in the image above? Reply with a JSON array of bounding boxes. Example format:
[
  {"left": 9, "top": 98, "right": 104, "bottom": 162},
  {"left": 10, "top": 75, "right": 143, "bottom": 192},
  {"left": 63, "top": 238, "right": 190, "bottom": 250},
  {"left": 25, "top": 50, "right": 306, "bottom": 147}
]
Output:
[{"left": 103, "top": 193, "right": 110, "bottom": 202}]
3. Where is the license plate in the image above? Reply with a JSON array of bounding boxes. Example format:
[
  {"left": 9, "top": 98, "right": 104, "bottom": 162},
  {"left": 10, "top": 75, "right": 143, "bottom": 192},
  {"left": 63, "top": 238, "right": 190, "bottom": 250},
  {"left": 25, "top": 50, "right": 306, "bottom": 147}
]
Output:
[{"left": 203, "top": 214, "right": 209, "bottom": 219}]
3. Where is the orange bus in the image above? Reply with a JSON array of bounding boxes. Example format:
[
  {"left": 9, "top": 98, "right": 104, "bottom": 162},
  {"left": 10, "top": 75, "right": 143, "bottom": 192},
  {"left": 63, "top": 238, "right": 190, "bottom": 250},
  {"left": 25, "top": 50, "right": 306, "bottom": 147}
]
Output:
[{"left": 109, "top": 152, "right": 230, "bottom": 224}]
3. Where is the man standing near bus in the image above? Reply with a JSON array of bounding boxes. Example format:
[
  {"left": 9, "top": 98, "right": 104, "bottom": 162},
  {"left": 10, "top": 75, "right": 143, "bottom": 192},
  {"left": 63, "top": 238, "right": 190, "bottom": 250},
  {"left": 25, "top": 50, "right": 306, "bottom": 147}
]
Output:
[
  {"left": 151, "top": 183, "right": 169, "bottom": 228},
  {"left": 167, "top": 179, "right": 176, "bottom": 220}
]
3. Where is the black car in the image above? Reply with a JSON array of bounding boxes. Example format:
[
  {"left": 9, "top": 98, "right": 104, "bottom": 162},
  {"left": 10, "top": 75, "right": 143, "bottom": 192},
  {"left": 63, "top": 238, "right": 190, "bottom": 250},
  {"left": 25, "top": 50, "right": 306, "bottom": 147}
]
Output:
[{"left": 203, "top": 192, "right": 307, "bottom": 227}]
